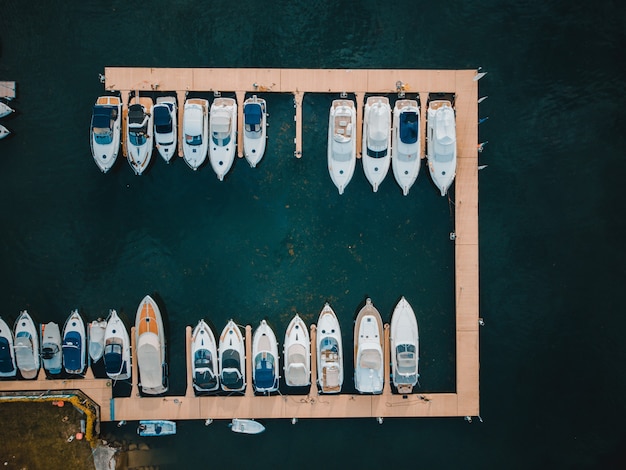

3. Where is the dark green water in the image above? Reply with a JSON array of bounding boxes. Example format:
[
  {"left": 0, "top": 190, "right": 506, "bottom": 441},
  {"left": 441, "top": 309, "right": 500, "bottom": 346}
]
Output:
[{"left": 1, "top": 0, "right": 626, "bottom": 468}]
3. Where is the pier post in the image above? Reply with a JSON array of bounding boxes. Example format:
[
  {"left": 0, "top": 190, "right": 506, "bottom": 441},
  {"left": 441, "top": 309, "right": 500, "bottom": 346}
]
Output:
[
  {"left": 309, "top": 325, "right": 318, "bottom": 397},
  {"left": 419, "top": 92, "right": 428, "bottom": 159},
  {"left": 130, "top": 326, "right": 139, "bottom": 397},
  {"left": 185, "top": 326, "right": 194, "bottom": 398},
  {"left": 120, "top": 91, "right": 129, "bottom": 158},
  {"left": 245, "top": 325, "right": 253, "bottom": 397},
  {"left": 293, "top": 91, "right": 304, "bottom": 158},
  {"left": 355, "top": 92, "right": 365, "bottom": 158},
  {"left": 236, "top": 91, "right": 246, "bottom": 158},
  {"left": 382, "top": 324, "right": 392, "bottom": 396},
  {"left": 176, "top": 90, "right": 186, "bottom": 158}
]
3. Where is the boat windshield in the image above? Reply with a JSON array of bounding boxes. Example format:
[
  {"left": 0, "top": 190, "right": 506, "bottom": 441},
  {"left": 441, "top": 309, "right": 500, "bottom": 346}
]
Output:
[
  {"left": 129, "top": 129, "right": 148, "bottom": 146},
  {"left": 104, "top": 343, "right": 125, "bottom": 374},
  {"left": 92, "top": 106, "right": 116, "bottom": 145},
  {"left": 400, "top": 112, "right": 419, "bottom": 144},
  {"left": 194, "top": 349, "right": 213, "bottom": 369},
  {"left": 320, "top": 337, "right": 339, "bottom": 354},
  {"left": 154, "top": 106, "right": 173, "bottom": 134},
  {"left": 0, "top": 338, "right": 14, "bottom": 373},
  {"left": 212, "top": 132, "right": 231, "bottom": 146},
  {"left": 185, "top": 134, "right": 202, "bottom": 145},
  {"left": 41, "top": 344, "right": 59, "bottom": 360},
  {"left": 211, "top": 114, "right": 232, "bottom": 146},
  {"left": 244, "top": 104, "right": 262, "bottom": 133}
]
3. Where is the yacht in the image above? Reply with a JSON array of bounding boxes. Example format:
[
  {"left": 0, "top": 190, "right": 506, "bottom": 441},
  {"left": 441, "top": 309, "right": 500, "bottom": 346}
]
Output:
[
  {"left": 354, "top": 298, "right": 384, "bottom": 394},
  {"left": 392, "top": 100, "right": 421, "bottom": 195},
  {"left": 192, "top": 319, "right": 219, "bottom": 392},
  {"left": 126, "top": 96, "right": 154, "bottom": 175},
  {"left": 427, "top": 100, "right": 457, "bottom": 196},
  {"left": 362, "top": 96, "right": 392, "bottom": 192},
  {"left": 135, "top": 295, "right": 168, "bottom": 395},
  {"left": 0, "top": 101, "right": 14, "bottom": 118},
  {"left": 13, "top": 311, "right": 39, "bottom": 379},
  {"left": 209, "top": 97, "right": 237, "bottom": 181},
  {"left": 219, "top": 320, "right": 245, "bottom": 392},
  {"left": 316, "top": 303, "right": 343, "bottom": 394},
  {"left": 153, "top": 97, "right": 177, "bottom": 163},
  {"left": 62, "top": 310, "right": 86, "bottom": 375},
  {"left": 327, "top": 99, "right": 357, "bottom": 195},
  {"left": 182, "top": 98, "right": 209, "bottom": 170},
  {"left": 243, "top": 95, "right": 267, "bottom": 168},
  {"left": 88, "top": 319, "right": 107, "bottom": 363},
  {"left": 252, "top": 320, "right": 279, "bottom": 393},
  {"left": 40, "top": 322, "right": 62, "bottom": 375},
  {"left": 283, "top": 313, "right": 310, "bottom": 387},
  {"left": 90, "top": 95, "right": 122, "bottom": 173},
  {"left": 390, "top": 296, "right": 419, "bottom": 394},
  {"left": 0, "top": 317, "right": 16, "bottom": 377},
  {"left": 103, "top": 310, "right": 131, "bottom": 381}
]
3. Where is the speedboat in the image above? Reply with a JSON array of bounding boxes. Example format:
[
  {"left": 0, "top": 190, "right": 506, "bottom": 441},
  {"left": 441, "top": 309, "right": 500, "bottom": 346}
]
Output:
[
  {"left": 0, "top": 101, "right": 14, "bottom": 118},
  {"left": 40, "top": 322, "right": 62, "bottom": 375},
  {"left": 390, "top": 296, "right": 419, "bottom": 394},
  {"left": 229, "top": 419, "right": 265, "bottom": 435},
  {"left": 209, "top": 97, "right": 237, "bottom": 181},
  {"left": 427, "top": 100, "right": 457, "bottom": 196},
  {"left": 191, "top": 319, "right": 219, "bottom": 392},
  {"left": 0, "top": 316, "right": 16, "bottom": 377},
  {"left": 137, "top": 420, "right": 176, "bottom": 437},
  {"left": 182, "top": 98, "right": 209, "bottom": 170},
  {"left": 62, "top": 310, "right": 86, "bottom": 375},
  {"left": 135, "top": 295, "right": 168, "bottom": 395},
  {"left": 327, "top": 99, "right": 357, "bottom": 195},
  {"left": 103, "top": 310, "right": 131, "bottom": 381},
  {"left": 392, "top": 99, "right": 421, "bottom": 196},
  {"left": 90, "top": 95, "right": 122, "bottom": 173},
  {"left": 88, "top": 319, "right": 107, "bottom": 363},
  {"left": 0, "top": 124, "right": 9, "bottom": 140},
  {"left": 243, "top": 95, "right": 267, "bottom": 168},
  {"left": 283, "top": 313, "right": 310, "bottom": 387},
  {"left": 219, "top": 320, "right": 245, "bottom": 392},
  {"left": 316, "top": 303, "right": 343, "bottom": 394},
  {"left": 126, "top": 96, "right": 154, "bottom": 175},
  {"left": 13, "top": 311, "right": 39, "bottom": 379},
  {"left": 153, "top": 96, "right": 177, "bottom": 163},
  {"left": 252, "top": 320, "right": 279, "bottom": 393},
  {"left": 362, "top": 96, "right": 392, "bottom": 192},
  {"left": 354, "top": 298, "right": 384, "bottom": 394}
]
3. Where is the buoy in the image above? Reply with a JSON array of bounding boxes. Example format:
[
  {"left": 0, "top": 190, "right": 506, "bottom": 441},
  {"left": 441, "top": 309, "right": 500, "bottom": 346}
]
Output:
[
  {"left": 75, "top": 433, "right": 84, "bottom": 440},
  {"left": 57, "top": 401, "right": 65, "bottom": 407}
]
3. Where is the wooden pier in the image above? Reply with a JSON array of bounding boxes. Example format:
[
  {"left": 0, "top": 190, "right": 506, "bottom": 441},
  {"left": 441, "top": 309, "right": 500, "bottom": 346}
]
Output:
[
  {"left": 0, "top": 81, "right": 16, "bottom": 100},
  {"left": 0, "top": 68, "right": 480, "bottom": 422}
]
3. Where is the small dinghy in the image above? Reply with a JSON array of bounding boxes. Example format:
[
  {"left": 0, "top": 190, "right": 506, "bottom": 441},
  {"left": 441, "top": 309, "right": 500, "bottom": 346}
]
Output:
[
  {"left": 14, "top": 311, "right": 40, "bottom": 379},
  {"left": 137, "top": 420, "right": 176, "bottom": 437},
  {"left": 0, "top": 101, "right": 14, "bottom": 118},
  {"left": 62, "top": 310, "right": 86, "bottom": 375},
  {"left": 0, "top": 124, "right": 10, "bottom": 140},
  {"left": 229, "top": 418, "right": 265, "bottom": 435},
  {"left": 41, "top": 322, "right": 62, "bottom": 375},
  {"left": 0, "top": 316, "right": 17, "bottom": 378},
  {"left": 88, "top": 319, "right": 107, "bottom": 363}
]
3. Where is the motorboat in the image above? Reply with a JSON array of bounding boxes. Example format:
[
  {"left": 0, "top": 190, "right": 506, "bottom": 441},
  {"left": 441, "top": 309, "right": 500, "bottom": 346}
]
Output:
[
  {"left": 362, "top": 96, "right": 392, "bottom": 192},
  {"left": 316, "top": 303, "right": 343, "bottom": 394},
  {"left": 0, "top": 101, "right": 14, "bottom": 118},
  {"left": 153, "top": 96, "right": 177, "bottom": 163},
  {"left": 252, "top": 320, "right": 279, "bottom": 393},
  {"left": 427, "top": 100, "right": 457, "bottom": 196},
  {"left": 103, "top": 310, "right": 131, "bottom": 381},
  {"left": 126, "top": 96, "right": 154, "bottom": 175},
  {"left": 392, "top": 99, "right": 421, "bottom": 196},
  {"left": 229, "top": 419, "right": 265, "bottom": 435},
  {"left": 0, "top": 124, "right": 9, "bottom": 140},
  {"left": 243, "top": 95, "right": 267, "bottom": 168},
  {"left": 219, "top": 320, "right": 245, "bottom": 392},
  {"left": 283, "top": 314, "right": 310, "bottom": 387},
  {"left": 88, "top": 319, "right": 107, "bottom": 363},
  {"left": 0, "top": 316, "right": 16, "bottom": 378},
  {"left": 13, "top": 311, "right": 39, "bottom": 379},
  {"left": 354, "top": 298, "right": 384, "bottom": 394},
  {"left": 182, "top": 98, "right": 209, "bottom": 170},
  {"left": 40, "top": 322, "right": 62, "bottom": 375},
  {"left": 191, "top": 319, "right": 219, "bottom": 392},
  {"left": 62, "top": 310, "right": 86, "bottom": 375},
  {"left": 137, "top": 420, "right": 176, "bottom": 437},
  {"left": 135, "top": 295, "right": 168, "bottom": 395},
  {"left": 327, "top": 99, "right": 357, "bottom": 195},
  {"left": 90, "top": 95, "right": 122, "bottom": 173},
  {"left": 390, "top": 296, "right": 419, "bottom": 394},
  {"left": 209, "top": 97, "right": 237, "bottom": 181}
]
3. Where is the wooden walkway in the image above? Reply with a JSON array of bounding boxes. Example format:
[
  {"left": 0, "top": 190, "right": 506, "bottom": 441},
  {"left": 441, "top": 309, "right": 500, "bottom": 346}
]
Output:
[
  {"left": 0, "top": 68, "right": 480, "bottom": 421},
  {"left": 0, "top": 81, "right": 16, "bottom": 100}
]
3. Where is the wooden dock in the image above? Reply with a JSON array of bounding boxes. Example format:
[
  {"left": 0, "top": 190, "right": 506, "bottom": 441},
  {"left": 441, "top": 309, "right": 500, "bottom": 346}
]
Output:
[
  {"left": 0, "top": 68, "right": 480, "bottom": 422},
  {"left": 0, "top": 81, "right": 16, "bottom": 100}
]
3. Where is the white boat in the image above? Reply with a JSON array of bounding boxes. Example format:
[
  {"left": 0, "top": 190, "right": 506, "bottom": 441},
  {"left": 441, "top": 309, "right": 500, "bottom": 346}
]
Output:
[
  {"left": 427, "top": 100, "right": 457, "bottom": 196},
  {"left": 0, "top": 101, "right": 14, "bottom": 118},
  {"left": 252, "top": 320, "right": 279, "bottom": 393},
  {"left": 390, "top": 296, "right": 419, "bottom": 394},
  {"left": 243, "top": 95, "right": 267, "bottom": 168},
  {"left": 192, "top": 319, "right": 219, "bottom": 392},
  {"left": 126, "top": 96, "right": 154, "bottom": 175},
  {"left": 90, "top": 95, "right": 122, "bottom": 173},
  {"left": 153, "top": 97, "right": 177, "bottom": 163},
  {"left": 354, "top": 298, "right": 384, "bottom": 394},
  {"left": 103, "top": 310, "right": 131, "bottom": 381},
  {"left": 209, "top": 97, "right": 237, "bottom": 181},
  {"left": 40, "top": 322, "right": 62, "bottom": 375},
  {"left": 13, "top": 311, "right": 40, "bottom": 379},
  {"left": 0, "top": 124, "right": 9, "bottom": 140},
  {"left": 137, "top": 420, "right": 176, "bottom": 437},
  {"left": 219, "top": 320, "right": 245, "bottom": 392},
  {"left": 283, "top": 313, "right": 310, "bottom": 387},
  {"left": 62, "top": 310, "right": 86, "bottom": 375},
  {"left": 135, "top": 295, "right": 168, "bottom": 395},
  {"left": 362, "top": 96, "right": 392, "bottom": 192},
  {"left": 182, "top": 98, "right": 209, "bottom": 170},
  {"left": 0, "top": 316, "right": 16, "bottom": 378},
  {"left": 392, "top": 99, "right": 421, "bottom": 196},
  {"left": 229, "top": 418, "right": 265, "bottom": 435},
  {"left": 327, "top": 99, "right": 357, "bottom": 195},
  {"left": 316, "top": 303, "right": 343, "bottom": 394},
  {"left": 88, "top": 319, "right": 107, "bottom": 363}
]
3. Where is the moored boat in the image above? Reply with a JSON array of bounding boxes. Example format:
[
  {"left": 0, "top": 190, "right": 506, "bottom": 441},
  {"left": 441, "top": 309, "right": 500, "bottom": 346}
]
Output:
[
  {"left": 362, "top": 96, "right": 392, "bottom": 192},
  {"left": 191, "top": 319, "right": 219, "bottom": 392},
  {"left": 354, "top": 298, "right": 384, "bottom": 394},
  {"left": 243, "top": 95, "right": 267, "bottom": 168},
  {"left": 153, "top": 97, "right": 177, "bottom": 162},
  {"left": 135, "top": 295, "right": 168, "bottom": 395},
  {"left": 13, "top": 311, "right": 39, "bottom": 379},
  {"left": 229, "top": 418, "right": 265, "bottom": 435},
  {"left": 0, "top": 101, "right": 14, "bottom": 118},
  {"left": 252, "top": 320, "right": 279, "bottom": 393},
  {"left": 209, "top": 97, "right": 237, "bottom": 181},
  {"left": 327, "top": 99, "right": 357, "bottom": 195},
  {"left": 0, "top": 316, "right": 16, "bottom": 378},
  {"left": 427, "top": 99, "right": 457, "bottom": 196},
  {"left": 182, "top": 98, "right": 209, "bottom": 170},
  {"left": 283, "top": 313, "right": 310, "bottom": 387},
  {"left": 126, "top": 96, "right": 154, "bottom": 175},
  {"left": 103, "top": 310, "right": 131, "bottom": 381},
  {"left": 390, "top": 296, "right": 419, "bottom": 394},
  {"left": 137, "top": 420, "right": 176, "bottom": 437},
  {"left": 90, "top": 95, "right": 122, "bottom": 173},
  {"left": 316, "top": 303, "right": 343, "bottom": 394},
  {"left": 0, "top": 124, "right": 9, "bottom": 140},
  {"left": 219, "top": 320, "right": 246, "bottom": 392},
  {"left": 41, "top": 322, "right": 62, "bottom": 375},
  {"left": 392, "top": 99, "right": 421, "bottom": 196},
  {"left": 62, "top": 310, "right": 86, "bottom": 375},
  {"left": 88, "top": 319, "right": 107, "bottom": 363}
]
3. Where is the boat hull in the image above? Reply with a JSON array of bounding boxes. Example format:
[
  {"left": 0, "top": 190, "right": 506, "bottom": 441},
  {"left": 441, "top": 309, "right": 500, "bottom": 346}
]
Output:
[
  {"left": 104, "top": 310, "right": 131, "bottom": 381},
  {"left": 0, "top": 317, "right": 17, "bottom": 377},
  {"left": 390, "top": 296, "right": 419, "bottom": 393},
  {"left": 126, "top": 97, "right": 154, "bottom": 175},
  {"left": 427, "top": 100, "right": 457, "bottom": 196},
  {"left": 354, "top": 298, "right": 384, "bottom": 394},
  {"left": 154, "top": 98, "right": 178, "bottom": 162},
  {"left": 13, "top": 311, "right": 39, "bottom": 379},
  {"left": 328, "top": 99, "right": 357, "bottom": 195},
  {"left": 62, "top": 310, "right": 86, "bottom": 375},
  {"left": 90, "top": 96, "right": 122, "bottom": 173},
  {"left": 88, "top": 319, "right": 107, "bottom": 363},
  {"left": 392, "top": 100, "right": 421, "bottom": 196},
  {"left": 41, "top": 322, "right": 62, "bottom": 375},
  {"left": 252, "top": 320, "right": 279, "bottom": 393},
  {"left": 243, "top": 96, "right": 267, "bottom": 167},
  {"left": 362, "top": 96, "right": 392, "bottom": 192},
  {"left": 316, "top": 303, "right": 343, "bottom": 394},
  {"left": 209, "top": 97, "right": 237, "bottom": 181},
  {"left": 135, "top": 296, "right": 168, "bottom": 395},
  {"left": 192, "top": 319, "right": 219, "bottom": 392},
  {"left": 283, "top": 314, "right": 311, "bottom": 387},
  {"left": 219, "top": 320, "right": 246, "bottom": 392},
  {"left": 182, "top": 99, "right": 209, "bottom": 170}
]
